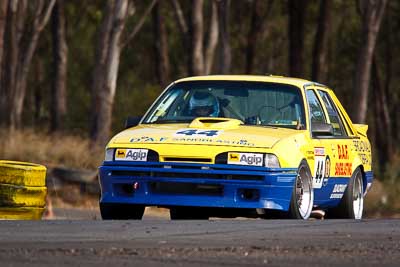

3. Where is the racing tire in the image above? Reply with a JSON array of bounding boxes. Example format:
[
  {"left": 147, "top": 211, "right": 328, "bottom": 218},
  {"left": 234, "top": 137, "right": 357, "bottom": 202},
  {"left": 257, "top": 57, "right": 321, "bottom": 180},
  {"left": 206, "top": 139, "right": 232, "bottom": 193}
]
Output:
[
  {"left": 0, "top": 183, "right": 47, "bottom": 207},
  {"left": 0, "top": 206, "right": 45, "bottom": 220},
  {"left": 100, "top": 203, "right": 145, "bottom": 220},
  {"left": 0, "top": 160, "right": 46, "bottom": 187},
  {"left": 288, "top": 160, "right": 314, "bottom": 219},
  {"left": 170, "top": 207, "right": 209, "bottom": 220},
  {"left": 328, "top": 168, "right": 364, "bottom": 219}
]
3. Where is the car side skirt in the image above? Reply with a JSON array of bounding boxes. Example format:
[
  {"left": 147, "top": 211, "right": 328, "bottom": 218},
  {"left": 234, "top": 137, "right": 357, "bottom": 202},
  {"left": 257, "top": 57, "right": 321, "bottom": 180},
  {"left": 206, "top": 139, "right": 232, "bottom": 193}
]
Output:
[{"left": 313, "top": 170, "right": 373, "bottom": 208}]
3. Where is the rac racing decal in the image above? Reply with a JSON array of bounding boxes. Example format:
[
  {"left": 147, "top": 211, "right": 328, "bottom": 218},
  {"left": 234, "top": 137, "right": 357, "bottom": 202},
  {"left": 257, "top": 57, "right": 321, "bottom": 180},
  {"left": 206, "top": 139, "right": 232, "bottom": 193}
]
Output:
[
  {"left": 335, "top": 162, "right": 352, "bottom": 176},
  {"left": 130, "top": 136, "right": 168, "bottom": 143},
  {"left": 337, "top": 144, "right": 349, "bottom": 160},
  {"left": 330, "top": 184, "right": 347, "bottom": 199},
  {"left": 172, "top": 137, "right": 255, "bottom": 146},
  {"left": 352, "top": 140, "right": 372, "bottom": 165},
  {"left": 129, "top": 135, "right": 255, "bottom": 147},
  {"left": 352, "top": 140, "right": 371, "bottom": 153},
  {"left": 335, "top": 144, "right": 352, "bottom": 176}
]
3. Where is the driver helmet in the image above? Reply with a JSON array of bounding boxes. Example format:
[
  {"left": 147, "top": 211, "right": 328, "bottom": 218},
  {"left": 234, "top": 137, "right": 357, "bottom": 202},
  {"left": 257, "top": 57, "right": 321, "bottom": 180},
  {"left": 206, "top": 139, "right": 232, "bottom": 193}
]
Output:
[{"left": 189, "top": 91, "right": 220, "bottom": 117}]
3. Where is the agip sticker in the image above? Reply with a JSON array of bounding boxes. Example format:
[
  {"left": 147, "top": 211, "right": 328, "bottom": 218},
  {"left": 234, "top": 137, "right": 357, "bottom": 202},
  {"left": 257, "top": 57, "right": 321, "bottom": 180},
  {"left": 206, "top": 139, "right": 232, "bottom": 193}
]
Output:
[
  {"left": 227, "top": 152, "right": 263, "bottom": 167},
  {"left": 115, "top": 149, "right": 148, "bottom": 161}
]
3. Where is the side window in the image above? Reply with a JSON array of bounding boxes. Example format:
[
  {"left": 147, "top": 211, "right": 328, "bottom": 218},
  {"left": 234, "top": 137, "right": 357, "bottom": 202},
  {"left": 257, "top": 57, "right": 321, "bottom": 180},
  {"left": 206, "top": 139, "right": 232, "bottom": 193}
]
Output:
[
  {"left": 318, "top": 90, "right": 346, "bottom": 136},
  {"left": 306, "top": 90, "right": 326, "bottom": 124}
]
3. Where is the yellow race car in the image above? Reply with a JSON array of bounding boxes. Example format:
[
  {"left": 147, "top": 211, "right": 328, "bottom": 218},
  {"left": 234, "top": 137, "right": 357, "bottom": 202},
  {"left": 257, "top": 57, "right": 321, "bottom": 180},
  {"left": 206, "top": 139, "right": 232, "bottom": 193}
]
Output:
[{"left": 99, "top": 75, "right": 372, "bottom": 220}]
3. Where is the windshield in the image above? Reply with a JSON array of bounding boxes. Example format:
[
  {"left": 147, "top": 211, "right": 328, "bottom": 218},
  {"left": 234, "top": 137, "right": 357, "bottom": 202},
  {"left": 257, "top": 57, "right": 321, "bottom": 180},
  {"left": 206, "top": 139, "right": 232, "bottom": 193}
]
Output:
[{"left": 143, "top": 81, "right": 306, "bottom": 129}]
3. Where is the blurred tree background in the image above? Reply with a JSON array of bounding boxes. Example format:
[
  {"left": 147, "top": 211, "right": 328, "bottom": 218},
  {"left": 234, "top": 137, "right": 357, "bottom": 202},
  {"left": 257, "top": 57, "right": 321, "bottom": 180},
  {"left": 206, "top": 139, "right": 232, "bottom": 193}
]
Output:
[{"left": 0, "top": 0, "right": 398, "bottom": 185}]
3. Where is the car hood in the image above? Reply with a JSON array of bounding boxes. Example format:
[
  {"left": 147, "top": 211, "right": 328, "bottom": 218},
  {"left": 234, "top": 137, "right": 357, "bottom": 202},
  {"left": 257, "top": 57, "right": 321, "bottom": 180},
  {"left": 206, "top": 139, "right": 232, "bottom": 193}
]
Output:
[{"left": 109, "top": 118, "right": 302, "bottom": 149}]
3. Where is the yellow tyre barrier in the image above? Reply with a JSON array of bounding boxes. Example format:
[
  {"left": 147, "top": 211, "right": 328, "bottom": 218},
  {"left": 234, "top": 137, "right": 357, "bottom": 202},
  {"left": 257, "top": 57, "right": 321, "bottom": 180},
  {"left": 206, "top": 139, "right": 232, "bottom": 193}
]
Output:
[
  {"left": 0, "top": 183, "right": 47, "bottom": 207},
  {"left": 0, "top": 160, "right": 46, "bottom": 186},
  {"left": 0, "top": 160, "right": 47, "bottom": 220},
  {"left": 0, "top": 207, "right": 45, "bottom": 220}
]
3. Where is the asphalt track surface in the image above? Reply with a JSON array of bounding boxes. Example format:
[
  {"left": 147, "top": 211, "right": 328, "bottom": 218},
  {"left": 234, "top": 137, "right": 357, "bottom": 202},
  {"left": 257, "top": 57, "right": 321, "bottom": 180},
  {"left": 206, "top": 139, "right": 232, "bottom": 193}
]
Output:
[{"left": 0, "top": 219, "right": 399, "bottom": 267}]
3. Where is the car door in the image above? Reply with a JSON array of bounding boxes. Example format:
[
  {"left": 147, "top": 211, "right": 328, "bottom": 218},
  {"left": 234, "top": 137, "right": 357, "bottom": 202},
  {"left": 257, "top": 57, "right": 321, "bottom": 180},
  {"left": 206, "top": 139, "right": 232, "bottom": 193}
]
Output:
[
  {"left": 305, "top": 88, "right": 331, "bottom": 191},
  {"left": 314, "top": 87, "right": 356, "bottom": 204}
]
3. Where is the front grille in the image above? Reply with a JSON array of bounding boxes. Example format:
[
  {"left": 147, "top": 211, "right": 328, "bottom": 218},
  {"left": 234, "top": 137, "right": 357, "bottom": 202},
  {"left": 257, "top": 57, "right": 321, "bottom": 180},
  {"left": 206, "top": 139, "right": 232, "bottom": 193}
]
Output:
[
  {"left": 111, "top": 170, "right": 264, "bottom": 181},
  {"left": 163, "top": 157, "right": 212, "bottom": 163},
  {"left": 149, "top": 182, "right": 223, "bottom": 196}
]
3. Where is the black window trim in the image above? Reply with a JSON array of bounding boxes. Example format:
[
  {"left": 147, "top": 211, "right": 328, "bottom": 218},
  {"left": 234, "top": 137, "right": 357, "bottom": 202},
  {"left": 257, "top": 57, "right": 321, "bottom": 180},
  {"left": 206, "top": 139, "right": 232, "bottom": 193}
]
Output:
[
  {"left": 317, "top": 89, "right": 348, "bottom": 137},
  {"left": 305, "top": 88, "right": 327, "bottom": 137}
]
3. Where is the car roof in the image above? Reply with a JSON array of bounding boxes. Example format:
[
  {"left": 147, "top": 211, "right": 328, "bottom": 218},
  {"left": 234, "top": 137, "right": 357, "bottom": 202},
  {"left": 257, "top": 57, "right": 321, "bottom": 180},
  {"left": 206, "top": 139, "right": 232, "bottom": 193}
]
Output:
[{"left": 175, "top": 75, "right": 329, "bottom": 89}]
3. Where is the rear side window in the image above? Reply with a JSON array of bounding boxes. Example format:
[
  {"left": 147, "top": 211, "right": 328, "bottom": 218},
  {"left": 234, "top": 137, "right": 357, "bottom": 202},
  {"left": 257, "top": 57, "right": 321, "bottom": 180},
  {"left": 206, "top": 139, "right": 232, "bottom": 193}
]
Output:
[
  {"left": 318, "top": 90, "right": 346, "bottom": 136},
  {"left": 306, "top": 90, "right": 326, "bottom": 124}
]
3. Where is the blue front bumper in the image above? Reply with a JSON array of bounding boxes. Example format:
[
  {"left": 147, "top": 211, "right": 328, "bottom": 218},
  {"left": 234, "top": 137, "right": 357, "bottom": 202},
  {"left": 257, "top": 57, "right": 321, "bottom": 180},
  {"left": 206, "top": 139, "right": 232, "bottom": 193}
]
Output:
[{"left": 99, "top": 161, "right": 297, "bottom": 211}]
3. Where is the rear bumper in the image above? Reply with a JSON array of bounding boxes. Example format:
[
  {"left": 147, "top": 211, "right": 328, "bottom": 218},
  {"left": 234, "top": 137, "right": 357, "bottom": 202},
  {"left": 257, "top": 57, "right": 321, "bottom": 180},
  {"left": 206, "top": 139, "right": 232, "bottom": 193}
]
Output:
[{"left": 99, "top": 161, "right": 297, "bottom": 211}]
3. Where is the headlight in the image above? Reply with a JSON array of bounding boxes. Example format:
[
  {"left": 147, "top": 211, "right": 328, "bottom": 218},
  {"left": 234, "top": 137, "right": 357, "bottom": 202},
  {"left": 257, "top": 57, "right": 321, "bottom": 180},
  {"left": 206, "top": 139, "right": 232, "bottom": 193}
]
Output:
[
  {"left": 105, "top": 148, "right": 115, "bottom": 161},
  {"left": 265, "top": 154, "right": 280, "bottom": 168}
]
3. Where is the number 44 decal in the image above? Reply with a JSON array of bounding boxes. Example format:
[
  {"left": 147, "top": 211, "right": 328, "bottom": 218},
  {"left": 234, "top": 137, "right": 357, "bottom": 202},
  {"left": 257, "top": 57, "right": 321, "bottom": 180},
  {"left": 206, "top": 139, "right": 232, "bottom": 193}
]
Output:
[
  {"left": 313, "top": 156, "right": 331, "bottom": 189},
  {"left": 175, "top": 129, "right": 221, "bottom": 137}
]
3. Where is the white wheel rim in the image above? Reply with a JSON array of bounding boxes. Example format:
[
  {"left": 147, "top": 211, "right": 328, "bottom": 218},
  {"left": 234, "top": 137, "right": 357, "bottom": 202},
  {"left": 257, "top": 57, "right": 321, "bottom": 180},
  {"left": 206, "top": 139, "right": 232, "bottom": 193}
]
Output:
[
  {"left": 296, "top": 167, "right": 313, "bottom": 219},
  {"left": 353, "top": 172, "right": 364, "bottom": 219}
]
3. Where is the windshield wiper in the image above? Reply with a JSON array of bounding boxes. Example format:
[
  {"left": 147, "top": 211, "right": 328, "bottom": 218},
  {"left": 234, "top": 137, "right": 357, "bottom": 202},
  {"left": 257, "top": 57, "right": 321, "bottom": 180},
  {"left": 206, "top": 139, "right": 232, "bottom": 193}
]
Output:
[{"left": 262, "top": 124, "right": 298, "bottom": 129}]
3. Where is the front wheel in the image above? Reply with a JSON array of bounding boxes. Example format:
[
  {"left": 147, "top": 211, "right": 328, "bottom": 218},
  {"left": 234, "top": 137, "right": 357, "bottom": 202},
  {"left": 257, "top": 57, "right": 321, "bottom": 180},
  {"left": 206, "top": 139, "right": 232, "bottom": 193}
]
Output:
[
  {"left": 100, "top": 203, "right": 145, "bottom": 220},
  {"left": 288, "top": 160, "right": 314, "bottom": 219}
]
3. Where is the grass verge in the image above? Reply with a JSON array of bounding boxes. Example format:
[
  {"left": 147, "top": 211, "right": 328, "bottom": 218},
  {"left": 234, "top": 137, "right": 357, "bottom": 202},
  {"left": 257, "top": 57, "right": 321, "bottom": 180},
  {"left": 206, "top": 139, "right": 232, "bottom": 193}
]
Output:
[{"left": 0, "top": 129, "right": 103, "bottom": 170}]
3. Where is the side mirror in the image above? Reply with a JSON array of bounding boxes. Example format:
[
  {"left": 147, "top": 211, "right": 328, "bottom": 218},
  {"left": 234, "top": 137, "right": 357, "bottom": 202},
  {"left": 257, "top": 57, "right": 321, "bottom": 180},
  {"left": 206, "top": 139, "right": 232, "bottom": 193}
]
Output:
[
  {"left": 311, "top": 122, "right": 334, "bottom": 137},
  {"left": 125, "top": 116, "right": 142, "bottom": 129}
]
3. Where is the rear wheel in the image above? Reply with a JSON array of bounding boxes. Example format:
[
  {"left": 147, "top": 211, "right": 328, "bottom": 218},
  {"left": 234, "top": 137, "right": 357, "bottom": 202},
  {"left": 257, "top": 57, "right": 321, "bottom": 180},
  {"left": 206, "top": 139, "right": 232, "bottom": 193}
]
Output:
[
  {"left": 170, "top": 207, "right": 209, "bottom": 220},
  {"left": 329, "top": 168, "right": 364, "bottom": 219},
  {"left": 288, "top": 160, "right": 314, "bottom": 219},
  {"left": 100, "top": 203, "right": 145, "bottom": 220}
]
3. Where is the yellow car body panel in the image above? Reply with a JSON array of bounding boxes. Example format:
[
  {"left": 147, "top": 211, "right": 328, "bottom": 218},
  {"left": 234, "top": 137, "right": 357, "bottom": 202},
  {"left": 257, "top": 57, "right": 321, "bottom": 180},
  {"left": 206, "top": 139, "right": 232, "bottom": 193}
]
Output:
[
  {"left": 99, "top": 75, "right": 373, "bottom": 218},
  {"left": 108, "top": 77, "right": 372, "bottom": 175}
]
